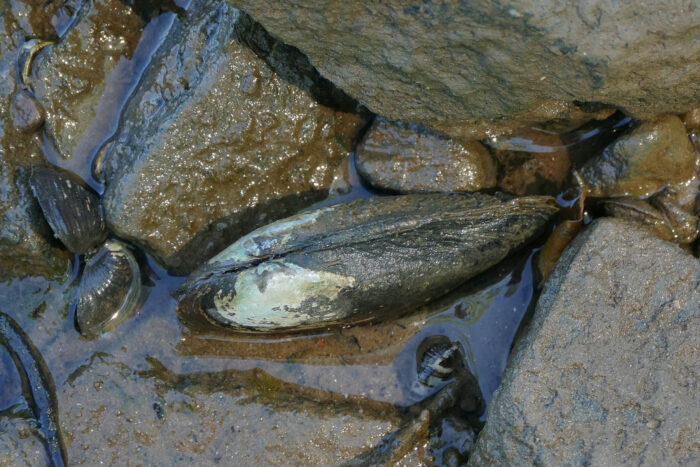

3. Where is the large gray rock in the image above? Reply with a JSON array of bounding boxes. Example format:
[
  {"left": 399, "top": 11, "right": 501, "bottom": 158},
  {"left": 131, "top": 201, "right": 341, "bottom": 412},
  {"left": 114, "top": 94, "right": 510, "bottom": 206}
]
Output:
[
  {"left": 469, "top": 218, "right": 700, "bottom": 466},
  {"left": 0, "top": 5, "right": 70, "bottom": 281},
  {"left": 228, "top": 0, "right": 700, "bottom": 138},
  {"left": 103, "top": 0, "right": 364, "bottom": 274}
]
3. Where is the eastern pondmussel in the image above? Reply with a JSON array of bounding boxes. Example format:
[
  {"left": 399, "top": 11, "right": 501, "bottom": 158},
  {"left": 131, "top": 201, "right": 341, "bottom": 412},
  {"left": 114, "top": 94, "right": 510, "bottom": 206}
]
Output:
[
  {"left": 175, "top": 193, "right": 558, "bottom": 332},
  {"left": 28, "top": 167, "right": 142, "bottom": 337}
]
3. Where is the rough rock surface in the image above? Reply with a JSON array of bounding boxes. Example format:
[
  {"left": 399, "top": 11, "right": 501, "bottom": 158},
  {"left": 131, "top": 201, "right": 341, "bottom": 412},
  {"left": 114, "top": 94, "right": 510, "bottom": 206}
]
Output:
[
  {"left": 469, "top": 218, "right": 700, "bottom": 466},
  {"left": 228, "top": 0, "right": 700, "bottom": 138},
  {"left": 32, "top": 0, "right": 145, "bottom": 164},
  {"left": 580, "top": 115, "right": 697, "bottom": 198},
  {"left": 0, "top": 5, "right": 70, "bottom": 281},
  {"left": 103, "top": 0, "right": 364, "bottom": 274},
  {"left": 355, "top": 118, "right": 497, "bottom": 193}
]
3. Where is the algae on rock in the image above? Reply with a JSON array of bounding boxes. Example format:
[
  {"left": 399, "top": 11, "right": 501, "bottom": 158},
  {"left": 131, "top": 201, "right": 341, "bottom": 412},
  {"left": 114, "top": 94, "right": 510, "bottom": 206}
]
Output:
[
  {"left": 102, "top": 0, "right": 365, "bottom": 274},
  {"left": 0, "top": 5, "right": 70, "bottom": 281}
]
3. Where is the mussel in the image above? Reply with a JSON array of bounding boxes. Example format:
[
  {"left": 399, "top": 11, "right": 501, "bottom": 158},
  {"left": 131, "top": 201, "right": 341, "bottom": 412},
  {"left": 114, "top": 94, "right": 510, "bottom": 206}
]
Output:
[
  {"left": 29, "top": 168, "right": 106, "bottom": 254},
  {"left": 28, "top": 167, "right": 141, "bottom": 337},
  {"left": 176, "top": 193, "right": 558, "bottom": 332},
  {"left": 411, "top": 336, "right": 465, "bottom": 399},
  {"left": 75, "top": 240, "right": 141, "bottom": 337}
]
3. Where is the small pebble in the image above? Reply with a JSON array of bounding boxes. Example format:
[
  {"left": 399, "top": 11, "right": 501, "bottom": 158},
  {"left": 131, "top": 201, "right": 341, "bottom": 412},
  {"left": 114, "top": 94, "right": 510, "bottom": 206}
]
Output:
[
  {"left": 682, "top": 106, "right": 700, "bottom": 131},
  {"left": 11, "top": 90, "right": 45, "bottom": 133}
]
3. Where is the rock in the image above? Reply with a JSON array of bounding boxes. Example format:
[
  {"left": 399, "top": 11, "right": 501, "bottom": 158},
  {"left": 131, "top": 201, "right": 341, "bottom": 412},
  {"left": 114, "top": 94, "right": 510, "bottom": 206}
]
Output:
[
  {"left": 469, "top": 218, "right": 700, "bottom": 466},
  {"left": 31, "top": 0, "right": 145, "bottom": 163},
  {"left": 490, "top": 128, "right": 569, "bottom": 196},
  {"left": 0, "top": 4, "right": 71, "bottom": 281},
  {"left": 102, "top": 0, "right": 364, "bottom": 274},
  {"left": 227, "top": 1, "right": 700, "bottom": 137},
  {"left": 683, "top": 106, "right": 700, "bottom": 131},
  {"left": 355, "top": 118, "right": 496, "bottom": 193},
  {"left": 9, "top": 0, "right": 80, "bottom": 39},
  {"left": 10, "top": 90, "right": 44, "bottom": 133},
  {"left": 580, "top": 115, "right": 696, "bottom": 198}
]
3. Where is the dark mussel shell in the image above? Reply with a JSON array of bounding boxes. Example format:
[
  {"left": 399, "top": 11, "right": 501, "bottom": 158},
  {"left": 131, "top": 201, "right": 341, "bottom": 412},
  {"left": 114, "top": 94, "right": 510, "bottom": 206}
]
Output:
[
  {"left": 411, "top": 336, "right": 465, "bottom": 398},
  {"left": 176, "top": 193, "right": 558, "bottom": 332},
  {"left": 29, "top": 167, "right": 107, "bottom": 254},
  {"left": 75, "top": 240, "right": 141, "bottom": 337}
]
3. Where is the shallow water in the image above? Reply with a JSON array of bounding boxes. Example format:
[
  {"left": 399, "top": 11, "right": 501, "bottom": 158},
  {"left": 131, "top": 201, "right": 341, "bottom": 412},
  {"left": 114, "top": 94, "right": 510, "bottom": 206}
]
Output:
[{"left": 0, "top": 4, "right": 641, "bottom": 463}]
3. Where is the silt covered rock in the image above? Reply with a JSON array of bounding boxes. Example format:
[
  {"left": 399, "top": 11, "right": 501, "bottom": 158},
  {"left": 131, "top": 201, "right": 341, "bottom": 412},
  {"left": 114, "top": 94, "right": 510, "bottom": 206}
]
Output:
[
  {"left": 580, "top": 115, "right": 696, "bottom": 198},
  {"left": 0, "top": 5, "right": 70, "bottom": 281},
  {"left": 103, "top": 0, "right": 365, "bottom": 274},
  {"left": 31, "top": 0, "right": 145, "bottom": 163},
  {"left": 469, "top": 218, "right": 700, "bottom": 465},
  {"left": 355, "top": 118, "right": 497, "bottom": 193}
]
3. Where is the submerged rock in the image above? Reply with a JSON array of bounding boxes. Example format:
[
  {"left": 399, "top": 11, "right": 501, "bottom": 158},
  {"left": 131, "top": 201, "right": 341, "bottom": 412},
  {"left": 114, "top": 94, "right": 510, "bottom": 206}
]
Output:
[
  {"left": 355, "top": 118, "right": 497, "bottom": 193},
  {"left": 176, "top": 193, "right": 557, "bottom": 332},
  {"left": 469, "top": 218, "right": 700, "bottom": 465},
  {"left": 102, "top": 0, "right": 364, "bottom": 274},
  {"left": 490, "top": 128, "right": 570, "bottom": 196},
  {"left": 10, "top": 90, "right": 44, "bottom": 134},
  {"left": 227, "top": 0, "right": 700, "bottom": 137},
  {"left": 580, "top": 115, "right": 696, "bottom": 198},
  {"left": 0, "top": 5, "right": 70, "bottom": 281},
  {"left": 9, "top": 0, "right": 81, "bottom": 39},
  {"left": 31, "top": 0, "right": 145, "bottom": 163}
]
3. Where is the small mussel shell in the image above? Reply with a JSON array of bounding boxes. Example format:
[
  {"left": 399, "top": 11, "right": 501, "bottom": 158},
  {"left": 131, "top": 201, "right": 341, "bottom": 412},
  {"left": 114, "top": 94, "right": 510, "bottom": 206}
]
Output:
[
  {"left": 76, "top": 240, "right": 141, "bottom": 337},
  {"left": 411, "top": 336, "right": 465, "bottom": 398},
  {"left": 176, "top": 193, "right": 558, "bottom": 332},
  {"left": 29, "top": 167, "right": 107, "bottom": 254}
]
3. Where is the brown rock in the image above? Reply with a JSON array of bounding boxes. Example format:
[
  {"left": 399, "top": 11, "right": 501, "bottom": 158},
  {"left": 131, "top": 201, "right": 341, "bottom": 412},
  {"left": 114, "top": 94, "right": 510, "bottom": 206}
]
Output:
[
  {"left": 0, "top": 4, "right": 71, "bottom": 281},
  {"left": 31, "top": 0, "right": 145, "bottom": 164},
  {"left": 355, "top": 118, "right": 497, "bottom": 193},
  {"left": 102, "top": 1, "right": 364, "bottom": 274},
  {"left": 580, "top": 115, "right": 696, "bottom": 198},
  {"left": 682, "top": 106, "right": 700, "bottom": 131},
  {"left": 490, "top": 128, "right": 570, "bottom": 196},
  {"left": 10, "top": 90, "right": 44, "bottom": 133}
]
